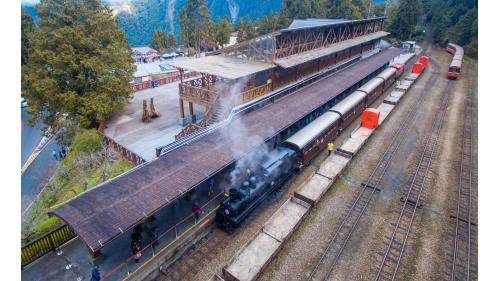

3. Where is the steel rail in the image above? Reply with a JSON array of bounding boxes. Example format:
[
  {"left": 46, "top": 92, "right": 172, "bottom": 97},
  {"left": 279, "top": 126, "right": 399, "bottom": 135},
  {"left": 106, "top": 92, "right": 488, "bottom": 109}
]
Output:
[
  {"left": 307, "top": 53, "right": 436, "bottom": 281},
  {"left": 450, "top": 60, "right": 476, "bottom": 281},
  {"left": 374, "top": 64, "right": 452, "bottom": 281}
]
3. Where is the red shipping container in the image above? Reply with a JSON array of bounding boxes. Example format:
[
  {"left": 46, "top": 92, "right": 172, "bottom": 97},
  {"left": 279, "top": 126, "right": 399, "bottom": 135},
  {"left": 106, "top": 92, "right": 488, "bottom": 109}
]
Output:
[
  {"left": 419, "top": 56, "right": 429, "bottom": 67},
  {"left": 361, "top": 108, "right": 380, "bottom": 129},
  {"left": 412, "top": 62, "right": 424, "bottom": 74}
]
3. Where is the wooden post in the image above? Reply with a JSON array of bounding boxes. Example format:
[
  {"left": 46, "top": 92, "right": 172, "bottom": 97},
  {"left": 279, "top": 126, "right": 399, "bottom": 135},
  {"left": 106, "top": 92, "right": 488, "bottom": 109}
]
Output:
[
  {"left": 189, "top": 102, "right": 194, "bottom": 116},
  {"left": 179, "top": 98, "right": 185, "bottom": 119}
]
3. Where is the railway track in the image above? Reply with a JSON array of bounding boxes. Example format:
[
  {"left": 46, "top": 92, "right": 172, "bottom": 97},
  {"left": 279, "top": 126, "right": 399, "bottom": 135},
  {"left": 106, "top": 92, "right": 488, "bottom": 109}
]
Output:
[
  {"left": 307, "top": 57, "right": 440, "bottom": 281},
  {"left": 373, "top": 63, "right": 453, "bottom": 281},
  {"left": 446, "top": 60, "right": 478, "bottom": 281}
]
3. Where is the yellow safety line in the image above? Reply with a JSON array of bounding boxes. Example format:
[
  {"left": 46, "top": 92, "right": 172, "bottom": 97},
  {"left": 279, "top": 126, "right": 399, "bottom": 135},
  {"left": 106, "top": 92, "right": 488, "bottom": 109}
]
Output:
[
  {"left": 21, "top": 149, "right": 42, "bottom": 174},
  {"left": 122, "top": 206, "right": 220, "bottom": 281}
]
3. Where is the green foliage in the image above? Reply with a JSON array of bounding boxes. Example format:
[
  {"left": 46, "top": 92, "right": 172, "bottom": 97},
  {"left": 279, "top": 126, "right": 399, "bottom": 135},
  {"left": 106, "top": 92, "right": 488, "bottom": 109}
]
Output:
[
  {"left": 387, "top": 0, "right": 423, "bottom": 40},
  {"left": 213, "top": 16, "right": 233, "bottom": 45},
  {"left": 21, "top": 138, "right": 133, "bottom": 240},
  {"left": 179, "top": 0, "right": 212, "bottom": 52},
  {"left": 237, "top": 16, "right": 258, "bottom": 42},
  {"left": 151, "top": 28, "right": 177, "bottom": 52},
  {"left": 423, "top": 0, "right": 477, "bottom": 57},
  {"left": 21, "top": 6, "right": 35, "bottom": 66},
  {"left": 23, "top": 0, "right": 136, "bottom": 134},
  {"left": 71, "top": 129, "right": 103, "bottom": 154}
]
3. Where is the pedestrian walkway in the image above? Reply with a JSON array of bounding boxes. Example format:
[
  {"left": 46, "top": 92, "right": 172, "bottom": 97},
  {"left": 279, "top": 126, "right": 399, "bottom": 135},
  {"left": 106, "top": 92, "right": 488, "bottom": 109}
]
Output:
[
  {"left": 22, "top": 183, "right": 222, "bottom": 281},
  {"left": 104, "top": 82, "right": 206, "bottom": 161}
]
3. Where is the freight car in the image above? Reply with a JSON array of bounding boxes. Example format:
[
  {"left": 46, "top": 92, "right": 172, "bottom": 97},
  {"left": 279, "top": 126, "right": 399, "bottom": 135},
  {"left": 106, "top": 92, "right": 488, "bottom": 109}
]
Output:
[
  {"left": 446, "top": 43, "right": 464, "bottom": 80},
  {"left": 217, "top": 64, "right": 399, "bottom": 232}
]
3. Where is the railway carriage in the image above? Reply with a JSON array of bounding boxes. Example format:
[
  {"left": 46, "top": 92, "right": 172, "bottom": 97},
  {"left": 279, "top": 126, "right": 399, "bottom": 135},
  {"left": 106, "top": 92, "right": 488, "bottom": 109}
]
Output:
[
  {"left": 329, "top": 91, "right": 367, "bottom": 130},
  {"left": 446, "top": 43, "right": 464, "bottom": 80},
  {"left": 282, "top": 112, "right": 341, "bottom": 166},
  {"left": 377, "top": 67, "right": 398, "bottom": 90},
  {"left": 357, "top": 78, "right": 385, "bottom": 105}
]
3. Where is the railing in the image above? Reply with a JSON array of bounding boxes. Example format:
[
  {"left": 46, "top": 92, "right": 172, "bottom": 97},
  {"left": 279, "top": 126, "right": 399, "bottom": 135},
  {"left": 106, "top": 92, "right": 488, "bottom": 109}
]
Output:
[
  {"left": 130, "top": 72, "right": 199, "bottom": 92},
  {"left": 179, "top": 83, "right": 217, "bottom": 104},
  {"left": 175, "top": 94, "right": 221, "bottom": 141},
  {"left": 98, "top": 122, "right": 146, "bottom": 165},
  {"left": 241, "top": 82, "right": 273, "bottom": 103},
  {"left": 21, "top": 224, "right": 76, "bottom": 269}
]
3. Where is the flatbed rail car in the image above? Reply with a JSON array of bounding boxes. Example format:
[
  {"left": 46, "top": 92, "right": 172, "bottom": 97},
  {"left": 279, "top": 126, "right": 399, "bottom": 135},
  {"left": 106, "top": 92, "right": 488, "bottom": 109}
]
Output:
[{"left": 446, "top": 43, "right": 464, "bottom": 80}]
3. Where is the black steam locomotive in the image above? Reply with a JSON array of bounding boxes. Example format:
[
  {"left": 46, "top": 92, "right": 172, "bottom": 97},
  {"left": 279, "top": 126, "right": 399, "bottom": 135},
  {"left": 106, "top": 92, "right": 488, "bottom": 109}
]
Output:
[{"left": 216, "top": 146, "right": 297, "bottom": 232}]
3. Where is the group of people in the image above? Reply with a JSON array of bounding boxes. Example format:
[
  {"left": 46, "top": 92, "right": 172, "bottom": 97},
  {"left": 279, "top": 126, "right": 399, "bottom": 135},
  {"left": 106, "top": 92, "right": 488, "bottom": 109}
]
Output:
[
  {"left": 130, "top": 216, "right": 160, "bottom": 263},
  {"left": 52, "top": 147, "right": 68, "bottom": 161}
]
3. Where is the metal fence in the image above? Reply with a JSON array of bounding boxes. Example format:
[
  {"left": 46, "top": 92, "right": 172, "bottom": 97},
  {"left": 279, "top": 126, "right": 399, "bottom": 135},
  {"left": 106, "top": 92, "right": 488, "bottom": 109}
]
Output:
[{"left": 21, "top": 224, "right": 76, "bottom": 269}]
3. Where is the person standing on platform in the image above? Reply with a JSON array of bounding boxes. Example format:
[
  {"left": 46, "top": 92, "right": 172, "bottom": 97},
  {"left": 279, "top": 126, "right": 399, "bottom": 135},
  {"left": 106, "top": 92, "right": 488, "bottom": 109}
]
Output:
[
  {"left": 90, "top": 265, "right": 101, "bottom": 281},
  {"left": 327, "top": 142, "right": 334, "bottom": 156},
  {"left": 131, "top": 240, "right": 142, "bottom": 263},
  {"left": 192, "top": 202, "right": 202, "bottom": 221},
  {"left": 52, "top": 149, "right": 58, "bottom": 160}
]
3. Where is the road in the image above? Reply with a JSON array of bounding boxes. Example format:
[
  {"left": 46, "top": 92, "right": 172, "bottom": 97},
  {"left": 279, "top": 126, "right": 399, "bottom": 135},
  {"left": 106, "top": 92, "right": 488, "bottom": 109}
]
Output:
[{"left": 21, "top": 108, "right": 61, "bottom": 215}]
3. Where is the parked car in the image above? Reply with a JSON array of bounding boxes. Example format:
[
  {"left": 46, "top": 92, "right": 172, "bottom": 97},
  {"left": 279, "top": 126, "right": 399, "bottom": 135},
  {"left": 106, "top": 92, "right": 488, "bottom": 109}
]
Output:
[{"left": 21, "top": 97, "right": 28, "bottom": 108}]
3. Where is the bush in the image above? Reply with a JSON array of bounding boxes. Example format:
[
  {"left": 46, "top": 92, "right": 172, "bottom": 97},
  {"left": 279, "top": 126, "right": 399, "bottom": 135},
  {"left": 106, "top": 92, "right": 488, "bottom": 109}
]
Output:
[{"left": 71, "top": 129, "right": 103, "bottom": 154}]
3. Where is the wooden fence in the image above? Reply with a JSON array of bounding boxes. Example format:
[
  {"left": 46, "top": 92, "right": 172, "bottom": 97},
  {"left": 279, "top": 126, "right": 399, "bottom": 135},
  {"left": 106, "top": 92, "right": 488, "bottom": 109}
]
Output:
[
  {"left": 130, "top": 72, "right": 199, "bottom": 92},
  {"left": 21, "top": 224, "right": 76, "bottom": 269}
]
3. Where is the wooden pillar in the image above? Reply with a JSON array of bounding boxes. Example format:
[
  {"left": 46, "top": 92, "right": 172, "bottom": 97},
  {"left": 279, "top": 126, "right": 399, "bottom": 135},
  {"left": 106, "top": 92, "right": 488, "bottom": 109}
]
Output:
[
  {"left": 189, "top": 102, "right": 194, "bottom": 116},
  {"left": 180, "top": 69, "right": 184, "bottom": 83},
  {"left": 179, "top": 98, "right": 185, "bottom": 119}
]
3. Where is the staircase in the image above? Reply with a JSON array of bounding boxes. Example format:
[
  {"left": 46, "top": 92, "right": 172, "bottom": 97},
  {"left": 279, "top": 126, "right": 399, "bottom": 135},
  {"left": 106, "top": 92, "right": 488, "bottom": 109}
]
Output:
[{"left": 175, "top": 95, "right": 224, "bottom": 141}]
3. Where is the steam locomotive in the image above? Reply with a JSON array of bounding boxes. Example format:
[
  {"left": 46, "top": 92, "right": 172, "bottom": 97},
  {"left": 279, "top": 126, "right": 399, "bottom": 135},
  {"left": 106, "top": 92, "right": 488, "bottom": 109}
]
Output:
[
  {"left": 216, "top": 64, "right": 402, "bottom": 232},
  {"left": 216, "top": 147, "right": 296, "bottom": 232}
]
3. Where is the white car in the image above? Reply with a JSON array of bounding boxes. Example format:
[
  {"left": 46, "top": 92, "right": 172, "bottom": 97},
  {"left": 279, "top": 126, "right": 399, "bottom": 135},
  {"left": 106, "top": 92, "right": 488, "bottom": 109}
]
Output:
[{"left": 21, "top": 97, "right": 28, "bottom": 108}]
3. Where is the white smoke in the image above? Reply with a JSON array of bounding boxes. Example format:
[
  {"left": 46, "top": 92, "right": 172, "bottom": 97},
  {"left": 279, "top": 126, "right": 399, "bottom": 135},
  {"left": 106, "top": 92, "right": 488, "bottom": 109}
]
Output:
[{"left": 215, "top": 77, "right": 277, "bottom": 186}]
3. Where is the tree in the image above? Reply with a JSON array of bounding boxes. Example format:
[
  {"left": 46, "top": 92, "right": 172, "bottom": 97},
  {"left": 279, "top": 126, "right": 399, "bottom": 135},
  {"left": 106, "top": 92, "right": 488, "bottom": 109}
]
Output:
[
  {"left": 387, "top": 0, "right": 423, "bottom": 40},
  {"left": 151, "top": 28, "right": 167, "bottom": 51},
  {"left": 166, "top": 33, "right": 177, "bottom": 51},
  {"left": 178, "top": 0, "right": 212, "bottom": 53},
  {"left": 23, "top": 0, "right": 136, "bottom": 133},
  {"left": 327, "top": 0, "right": 365, "bottom": 19},
  {"left": 238, "top": 16, "right": 257, "bottom": 42},
  {"left": 213, "top": 16, "right": 233, "bottom": 46},
  {"left": 21, "top": 6, "right": 35, "bottom": 66}
]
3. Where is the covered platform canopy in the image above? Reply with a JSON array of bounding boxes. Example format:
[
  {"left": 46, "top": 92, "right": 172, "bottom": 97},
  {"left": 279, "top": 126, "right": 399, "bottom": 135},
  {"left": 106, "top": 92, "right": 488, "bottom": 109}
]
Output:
[
  {"left": 49, "top": 48, "right": 404, "bottom": 253},
  {"left": 274, "top": 31, "right": 390, "bottom": 68},
  {"left": 166, "top": 55, "right": 275, "bottom": 80}
]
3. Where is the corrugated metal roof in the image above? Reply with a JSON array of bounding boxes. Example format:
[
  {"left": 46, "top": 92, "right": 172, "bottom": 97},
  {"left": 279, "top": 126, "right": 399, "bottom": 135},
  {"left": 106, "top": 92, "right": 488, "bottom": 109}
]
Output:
[
  {"left": 281, "top": 17, "right": 386, "bottom": 33},
  {"left": 286, "top": 18, "right": 350, "bottom": 30},
  {"left": 166, "top": 55, "right": 275, "bottom": 80},
  {"left": 49, "top": 48, "right": 404, "bottom": 252},
  {"left": 274, "top": 31, "right": 390, "bottom": 68}
]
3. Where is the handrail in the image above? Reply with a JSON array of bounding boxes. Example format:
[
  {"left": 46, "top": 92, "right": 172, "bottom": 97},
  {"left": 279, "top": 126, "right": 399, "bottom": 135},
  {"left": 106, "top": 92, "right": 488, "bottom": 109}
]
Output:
[
  {"left": 21, "top": 224, "right": 76, "bottom": 269},
  {"left": 157, "top": 49, "right": 379, "bottom": 156}
]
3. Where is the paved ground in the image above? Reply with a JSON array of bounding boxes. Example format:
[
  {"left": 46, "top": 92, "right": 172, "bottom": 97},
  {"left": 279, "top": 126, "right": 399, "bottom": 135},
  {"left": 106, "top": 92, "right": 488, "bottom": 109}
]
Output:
[
  {"left": 104, "top": 82, "right": 205, "bottom": 161},
  {"left": 21, "top": 108, "right": 62, "bottom": 215}
]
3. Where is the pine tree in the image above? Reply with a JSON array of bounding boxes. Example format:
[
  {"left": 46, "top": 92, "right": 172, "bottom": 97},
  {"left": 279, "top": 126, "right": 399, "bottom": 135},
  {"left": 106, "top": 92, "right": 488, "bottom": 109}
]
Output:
[
  {"left": 214, "top": 16, "right": 233, "bottom": 46},
  {"left": 23, "top": 0, "right": 136, "bottom": 133},
  {"left": 151, "top": 28, "right": 167, "bottom": 52},
  {"left": 178, "top": 0, "right": 212, "bottom": 53},
  {"left": 166, "top": 33, "right": 177, "bottom": 51}
]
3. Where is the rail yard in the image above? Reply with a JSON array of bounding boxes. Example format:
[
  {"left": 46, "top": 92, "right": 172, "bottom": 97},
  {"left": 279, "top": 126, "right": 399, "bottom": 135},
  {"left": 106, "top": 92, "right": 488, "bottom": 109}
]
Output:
[
  {"left": 152, "top": 44, "right": 478, "bottom": 281},
  {"left": 20, "top": 15, "right": 478, "bottom": 281}
]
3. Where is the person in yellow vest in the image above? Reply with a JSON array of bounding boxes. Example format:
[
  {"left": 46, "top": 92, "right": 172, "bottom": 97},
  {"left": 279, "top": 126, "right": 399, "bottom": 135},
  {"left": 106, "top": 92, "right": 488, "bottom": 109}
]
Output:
[
  {"left": 327, "top": 142, "right": 334, "bottom": 156},
  {"left": 396, "top": 80, "right": 401, "bottom": 87},
  {"left": 245, "top": 168, "right": 252, "bottom": 178}
]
